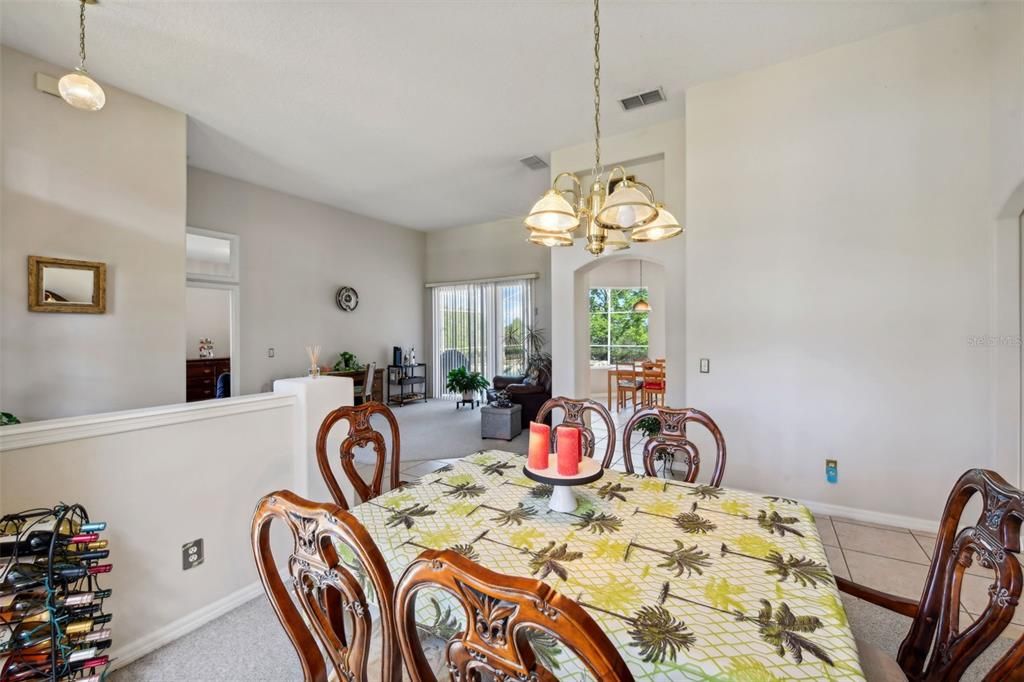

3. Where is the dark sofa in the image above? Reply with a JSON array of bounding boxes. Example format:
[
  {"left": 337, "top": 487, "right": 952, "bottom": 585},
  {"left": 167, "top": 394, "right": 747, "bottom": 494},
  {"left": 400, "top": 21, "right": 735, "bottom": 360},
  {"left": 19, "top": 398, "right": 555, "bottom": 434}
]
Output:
[{"left": 489, "top": 373, "right": 551, "bottom": 428}]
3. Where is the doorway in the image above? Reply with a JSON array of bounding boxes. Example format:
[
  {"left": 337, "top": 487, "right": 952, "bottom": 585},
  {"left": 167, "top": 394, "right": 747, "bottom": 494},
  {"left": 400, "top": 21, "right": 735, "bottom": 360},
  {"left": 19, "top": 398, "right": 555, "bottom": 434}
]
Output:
[{"left": 186, "top": 228, "right": 241, "bottom": 400}]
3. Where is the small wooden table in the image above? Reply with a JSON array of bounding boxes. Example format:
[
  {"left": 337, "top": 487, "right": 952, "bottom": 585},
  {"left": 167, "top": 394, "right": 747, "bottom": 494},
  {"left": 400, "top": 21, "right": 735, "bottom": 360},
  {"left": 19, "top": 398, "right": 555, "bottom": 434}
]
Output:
[{"left": 605, "top": 367, "right": 618, "bottom": 409}]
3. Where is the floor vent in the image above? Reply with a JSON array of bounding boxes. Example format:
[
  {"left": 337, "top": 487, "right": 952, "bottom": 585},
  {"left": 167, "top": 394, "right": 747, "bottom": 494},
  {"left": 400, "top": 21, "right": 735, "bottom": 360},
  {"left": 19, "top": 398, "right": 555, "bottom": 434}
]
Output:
[
  {"left": 620, "top": 87, "right": 666, "bottom": 111},
  {"left": 519, "top": 155, "right": 549, "bottom": 171}
]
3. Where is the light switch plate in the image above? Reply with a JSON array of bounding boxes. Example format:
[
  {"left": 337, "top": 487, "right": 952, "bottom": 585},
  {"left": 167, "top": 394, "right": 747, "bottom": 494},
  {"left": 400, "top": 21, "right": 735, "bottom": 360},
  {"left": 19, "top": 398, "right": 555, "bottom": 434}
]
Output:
[
  {"left": 267, "top": 347, "right": 275, "bottom": 358},
  {"left": 699, "top": 358, "right": 710, "bottom": 373}
]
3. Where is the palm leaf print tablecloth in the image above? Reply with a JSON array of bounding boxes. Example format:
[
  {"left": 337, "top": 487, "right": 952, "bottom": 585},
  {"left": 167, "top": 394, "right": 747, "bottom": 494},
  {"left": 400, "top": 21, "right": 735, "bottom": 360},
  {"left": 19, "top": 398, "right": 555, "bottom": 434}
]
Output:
[{"left": 348, "top": 450, "right": 865, "bottom": 681}]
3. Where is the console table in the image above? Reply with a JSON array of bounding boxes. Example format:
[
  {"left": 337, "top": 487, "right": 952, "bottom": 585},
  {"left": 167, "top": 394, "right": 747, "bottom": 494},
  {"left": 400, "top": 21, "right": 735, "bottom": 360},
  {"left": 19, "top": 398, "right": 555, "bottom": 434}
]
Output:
[
  {"left": 323, "top": 367, "right": 384, "bottom": 403},
  {"left": 387, "top": 364, "right": 427, "bottom": 406}
]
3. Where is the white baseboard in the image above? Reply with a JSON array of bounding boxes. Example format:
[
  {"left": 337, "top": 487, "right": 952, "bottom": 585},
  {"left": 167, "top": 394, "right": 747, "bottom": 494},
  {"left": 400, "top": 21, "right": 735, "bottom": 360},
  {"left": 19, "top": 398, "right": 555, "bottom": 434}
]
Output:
[
  {"left": 803, "top": 498, "right": 939, "bottom": 534},
  {"left": 110, "top": 581, "right": 265, "bottom": 671}
]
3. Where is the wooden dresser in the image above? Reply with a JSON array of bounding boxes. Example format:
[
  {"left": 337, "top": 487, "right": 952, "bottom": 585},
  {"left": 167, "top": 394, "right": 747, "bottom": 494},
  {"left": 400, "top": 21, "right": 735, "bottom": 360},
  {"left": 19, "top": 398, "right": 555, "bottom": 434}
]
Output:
[{"left": 186, "top": 358, "right": 231, "bottom": 402}]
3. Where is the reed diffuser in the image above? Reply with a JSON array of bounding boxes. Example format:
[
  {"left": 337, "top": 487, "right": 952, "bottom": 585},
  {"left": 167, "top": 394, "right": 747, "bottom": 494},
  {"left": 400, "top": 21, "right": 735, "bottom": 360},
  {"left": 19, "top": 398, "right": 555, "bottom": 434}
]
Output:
[{"left": 306, "top": 345, "right": 321, "bottom": 379}]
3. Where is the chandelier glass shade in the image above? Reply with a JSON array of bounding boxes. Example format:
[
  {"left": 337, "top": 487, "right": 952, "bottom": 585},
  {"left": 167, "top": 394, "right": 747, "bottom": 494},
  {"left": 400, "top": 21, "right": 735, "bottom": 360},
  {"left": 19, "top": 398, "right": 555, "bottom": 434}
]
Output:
[
  {"left": 523, "top": 0, "right": 682, "bottom": 255},
  {"left": 61, "top": 0, "right": 105, "bottom": 112},
  {"left": 527, "top": 231, "right": 574, "bottom": 247},
  {"left": 594, "top": 182, "right": 658, "bottom": 230},
  {"left": 524, "top": 189, "right": 579, "bottom": 234},
  {"left": 59, "top": 69, "right": 105, "bottom": 111},
  {"left": 631, "top": 204, "right": 683, "bottom": 242}
]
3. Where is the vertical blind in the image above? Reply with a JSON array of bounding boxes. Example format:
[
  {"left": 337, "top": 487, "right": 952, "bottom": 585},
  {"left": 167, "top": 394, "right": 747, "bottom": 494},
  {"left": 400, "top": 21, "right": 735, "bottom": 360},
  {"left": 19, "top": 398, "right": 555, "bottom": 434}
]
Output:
[{"left": 431, "top": 278, "right": 534, "bottom": 398}]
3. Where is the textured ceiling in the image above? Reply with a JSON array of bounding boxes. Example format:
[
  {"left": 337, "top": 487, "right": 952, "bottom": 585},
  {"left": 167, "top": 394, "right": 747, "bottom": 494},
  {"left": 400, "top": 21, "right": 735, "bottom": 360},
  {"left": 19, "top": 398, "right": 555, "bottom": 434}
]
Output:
[{"left": 2, "top": 1, "right": 974, "bottom": 230}]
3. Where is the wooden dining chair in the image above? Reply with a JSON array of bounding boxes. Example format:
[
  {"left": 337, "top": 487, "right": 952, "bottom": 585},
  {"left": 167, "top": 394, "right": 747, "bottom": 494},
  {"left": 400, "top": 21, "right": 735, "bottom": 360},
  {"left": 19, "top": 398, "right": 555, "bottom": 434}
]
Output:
[
  {"left": 640, "top": 362, "right": 666, "bottom": 407},
  {"left": 622, "top": 407, "right": 727, "bottom": 485},
  {"left": 395, "top": 549, "right": 635, "bottom": 682},
  {"left": 536, "top": 396, "right": 617, "bottom": 468},
  {"left": 837, "top": 469, "right": 1024, "bottom": 681},
  {"left": 251, "top": 489, "right": 401, "bottom": 682},
  {"left": 353, "top": 362, "right": 376, "bottom": 405},
  {"left": 614, "top": 362, "right": 642, "bottom": 411},
  {"left": 316, "top": 401, "right": 405, "bottom": 509}
]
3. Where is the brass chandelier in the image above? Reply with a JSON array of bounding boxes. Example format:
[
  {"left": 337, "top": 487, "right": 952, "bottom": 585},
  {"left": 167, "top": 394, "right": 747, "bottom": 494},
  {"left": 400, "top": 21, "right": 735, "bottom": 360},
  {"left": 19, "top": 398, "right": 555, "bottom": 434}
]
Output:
[{"left": 524, "top": 0, "right": 682, "bottom": 256}]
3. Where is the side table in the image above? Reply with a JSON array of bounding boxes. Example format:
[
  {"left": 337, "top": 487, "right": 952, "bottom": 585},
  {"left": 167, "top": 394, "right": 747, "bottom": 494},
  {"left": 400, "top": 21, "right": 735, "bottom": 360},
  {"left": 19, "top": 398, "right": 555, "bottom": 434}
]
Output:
[{"left": 481, "top": 404, "right": 523, "bottom": 441}]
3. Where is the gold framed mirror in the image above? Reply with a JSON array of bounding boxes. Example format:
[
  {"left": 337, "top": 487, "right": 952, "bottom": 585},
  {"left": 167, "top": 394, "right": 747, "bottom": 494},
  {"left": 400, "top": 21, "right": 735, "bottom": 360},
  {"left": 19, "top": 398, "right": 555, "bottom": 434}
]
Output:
[{"left": 27, "top": 256, "right": 107, "bottom": 314}]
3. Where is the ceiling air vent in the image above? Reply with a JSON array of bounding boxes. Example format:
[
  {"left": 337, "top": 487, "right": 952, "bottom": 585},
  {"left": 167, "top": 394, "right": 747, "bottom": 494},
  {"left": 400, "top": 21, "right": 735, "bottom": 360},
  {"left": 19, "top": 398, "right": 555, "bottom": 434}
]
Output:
[
  {"left": 519, "top": 155, "right": 549, "bottom": 171},
  {"left": 620, "top": 87, "right": 666, "bottom": 111}
]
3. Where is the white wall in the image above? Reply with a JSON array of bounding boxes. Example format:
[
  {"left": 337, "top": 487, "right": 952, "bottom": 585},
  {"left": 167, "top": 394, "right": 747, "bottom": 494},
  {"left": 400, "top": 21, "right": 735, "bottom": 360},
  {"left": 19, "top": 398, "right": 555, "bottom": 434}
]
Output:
[
  {"left": 1, "top": 47, "right": 187, "bottom": 421},
  {"left": 187, "top": 168, "right": 426, "bottom": 394},
  {"left": 549, "top": 118, "right": 687, "bottom": 405},
  {"left": 685, "top": 6, "right": 1024, "bottom": 524},
  {"left": 185, "top": 286, "right": 231, "bottom": 360},
  {"left": 425, "top": 216, "right": 552, "bottom": 349},
  {"left": 0, "top": 394, "right": 296, "bottom": 668}
]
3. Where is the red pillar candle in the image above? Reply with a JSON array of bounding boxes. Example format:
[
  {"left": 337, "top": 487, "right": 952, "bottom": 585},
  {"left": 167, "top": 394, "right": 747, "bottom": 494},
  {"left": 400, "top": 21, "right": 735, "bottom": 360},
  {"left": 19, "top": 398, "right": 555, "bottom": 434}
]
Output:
[
  {"left": 527, "top": 422, "right": 550, "bottom": 470},
  {"left": 556, "top": 427, "right": 580, "bottom": 476}
]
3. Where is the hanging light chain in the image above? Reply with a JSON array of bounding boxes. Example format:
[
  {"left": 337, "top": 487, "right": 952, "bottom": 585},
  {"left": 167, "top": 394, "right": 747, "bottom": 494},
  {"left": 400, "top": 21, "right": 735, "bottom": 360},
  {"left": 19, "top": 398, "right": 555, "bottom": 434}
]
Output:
[
  {"left": 591, "top": 0, "right": 602, "bottom": 180},
  {"left": 78, "top": 0, "right": 88, "bottom": 71}
]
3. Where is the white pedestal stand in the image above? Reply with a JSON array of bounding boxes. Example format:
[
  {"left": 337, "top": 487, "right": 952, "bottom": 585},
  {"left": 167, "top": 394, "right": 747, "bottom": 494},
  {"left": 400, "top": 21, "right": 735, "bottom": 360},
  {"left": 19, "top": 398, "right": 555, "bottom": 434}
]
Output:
[{"left": 522, "top": 457, "right": 604, "bottom": 513}]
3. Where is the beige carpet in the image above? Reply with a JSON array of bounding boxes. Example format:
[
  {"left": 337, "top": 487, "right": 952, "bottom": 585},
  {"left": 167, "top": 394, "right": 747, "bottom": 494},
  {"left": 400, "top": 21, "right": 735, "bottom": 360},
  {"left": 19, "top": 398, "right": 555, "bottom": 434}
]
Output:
[{"left": 389, "top": 397, "right": 528, "bottom": 462}]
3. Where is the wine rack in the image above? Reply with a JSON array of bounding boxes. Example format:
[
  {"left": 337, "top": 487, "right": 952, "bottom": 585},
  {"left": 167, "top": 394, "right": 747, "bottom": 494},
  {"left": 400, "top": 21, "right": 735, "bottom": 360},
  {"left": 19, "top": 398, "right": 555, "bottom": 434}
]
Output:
[{"left": 0, "top": 504, "right": 112, "bottom": 681}]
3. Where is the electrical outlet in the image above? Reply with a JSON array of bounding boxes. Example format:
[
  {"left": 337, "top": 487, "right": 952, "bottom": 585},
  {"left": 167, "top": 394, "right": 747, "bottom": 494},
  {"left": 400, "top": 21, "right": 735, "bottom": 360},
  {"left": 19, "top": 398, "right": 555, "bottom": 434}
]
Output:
[
  {"left": 826, "top": 459, "right": 838, "bottom": 484},
  {"left": 267, "top": 347, "right": 275, "bottom": 358},
  {"left": 699, "top": 358, "right": 710, "bottom": 374},
  {"left": 182, "top": 539, "right": 204, "bottom": 570}
]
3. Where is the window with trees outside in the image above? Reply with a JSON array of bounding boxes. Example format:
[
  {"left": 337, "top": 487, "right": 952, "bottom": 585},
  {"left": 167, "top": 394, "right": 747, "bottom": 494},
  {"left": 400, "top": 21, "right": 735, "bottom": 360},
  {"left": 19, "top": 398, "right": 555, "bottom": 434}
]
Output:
[{"left": 589, "top": 287, "right": 649, "bottom": 365}]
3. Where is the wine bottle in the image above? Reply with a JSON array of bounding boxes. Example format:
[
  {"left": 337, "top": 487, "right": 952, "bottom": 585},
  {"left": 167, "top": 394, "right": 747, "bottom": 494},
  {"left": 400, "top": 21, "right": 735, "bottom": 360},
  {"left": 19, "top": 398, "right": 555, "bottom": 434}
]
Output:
[
  {"left": 0, "top": 532, "right": 101, "bottom": 559},
  {"left": 10, "top": 627, "right": 112, "bottom": 654},
  {"left": 1, "top": 652, "right": 109, "bottom": 680},
  {"left": 1, "top": 589, "right": 111, "bottom": 614},
  {"left": 2, "top": 563, "right": 112, "bottom": 592},
  {"left": 64, "top": 613, "right": 112, "bottom": 635},
  {"left": 65, "top": 540, "right": 107, "bottom": 552}
]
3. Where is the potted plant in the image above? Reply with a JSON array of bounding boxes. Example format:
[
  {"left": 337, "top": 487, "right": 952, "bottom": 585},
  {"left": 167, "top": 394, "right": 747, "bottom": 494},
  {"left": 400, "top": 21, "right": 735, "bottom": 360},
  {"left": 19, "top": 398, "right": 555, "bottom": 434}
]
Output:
[
  {"left": 446, "top": 367, "right": 490, "bottom": 401},
  {"left": 333, "top": 351, "right": 361, "bottom": 372},
  {"left": 0, "top": 412, "right": 20, "bottom": 426},
  {"left": 633, "top": 416, "right": 661, "bottom": 438}
]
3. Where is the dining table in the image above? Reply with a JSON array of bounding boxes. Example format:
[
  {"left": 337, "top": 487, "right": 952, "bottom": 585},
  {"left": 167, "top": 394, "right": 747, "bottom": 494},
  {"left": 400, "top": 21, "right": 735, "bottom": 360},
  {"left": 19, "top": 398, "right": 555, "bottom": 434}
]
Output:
[{"left": 347, "top": 450, "right": 866, "bottom": 680}]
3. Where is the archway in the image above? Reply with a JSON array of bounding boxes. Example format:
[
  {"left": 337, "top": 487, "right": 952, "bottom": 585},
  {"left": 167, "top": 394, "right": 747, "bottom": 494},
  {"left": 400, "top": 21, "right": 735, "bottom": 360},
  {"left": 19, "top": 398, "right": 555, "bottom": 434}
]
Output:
[{"left": 549, "top": 238, "right": 687, "bottom": 407}]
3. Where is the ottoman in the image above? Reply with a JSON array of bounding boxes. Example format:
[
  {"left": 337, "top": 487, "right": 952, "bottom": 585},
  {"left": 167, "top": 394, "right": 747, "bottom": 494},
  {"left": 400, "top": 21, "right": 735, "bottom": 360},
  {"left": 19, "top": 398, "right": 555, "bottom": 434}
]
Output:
[{"left": 481, "top": 404, "right": 523, "bottom": 440}]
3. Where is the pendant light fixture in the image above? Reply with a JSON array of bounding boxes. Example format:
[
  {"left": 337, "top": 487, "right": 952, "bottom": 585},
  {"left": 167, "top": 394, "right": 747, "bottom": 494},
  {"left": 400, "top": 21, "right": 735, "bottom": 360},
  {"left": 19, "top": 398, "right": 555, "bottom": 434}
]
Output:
[
  {"left": 59, "top": 0, "right": 105, "bottom": 112},
  {"left": 523, "top": 0, "right": 683, "bottom": 255},
  {"left": 633, "top": 261, "right": 650, "bottom": 312}
]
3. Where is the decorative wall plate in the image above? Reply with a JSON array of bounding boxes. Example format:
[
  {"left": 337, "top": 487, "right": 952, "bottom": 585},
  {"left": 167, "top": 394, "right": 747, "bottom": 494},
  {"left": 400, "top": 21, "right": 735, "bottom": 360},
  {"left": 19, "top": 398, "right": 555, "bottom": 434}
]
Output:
[{"left": 336, "top": 286, "right": 359, "bottom": 312}]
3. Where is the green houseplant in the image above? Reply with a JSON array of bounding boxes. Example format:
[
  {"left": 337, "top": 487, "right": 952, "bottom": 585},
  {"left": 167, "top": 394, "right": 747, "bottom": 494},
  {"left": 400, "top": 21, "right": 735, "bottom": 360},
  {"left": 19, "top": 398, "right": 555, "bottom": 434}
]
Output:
[
  {"left": 445, "top": 367, "right": 489, "bottom": 401},
  {"left": 0, "top": 412, "right": 20, "bottom": 426},
  {"left": 333, "top": 351, "right": 361, "bottom": 372}
]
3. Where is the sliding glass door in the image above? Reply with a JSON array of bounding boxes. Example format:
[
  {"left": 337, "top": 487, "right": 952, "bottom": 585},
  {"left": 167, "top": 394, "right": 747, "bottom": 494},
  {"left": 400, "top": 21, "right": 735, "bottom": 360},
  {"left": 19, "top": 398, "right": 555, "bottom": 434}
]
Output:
[{"left": 431, "top": 279, "right": 533, "bottom": 398}]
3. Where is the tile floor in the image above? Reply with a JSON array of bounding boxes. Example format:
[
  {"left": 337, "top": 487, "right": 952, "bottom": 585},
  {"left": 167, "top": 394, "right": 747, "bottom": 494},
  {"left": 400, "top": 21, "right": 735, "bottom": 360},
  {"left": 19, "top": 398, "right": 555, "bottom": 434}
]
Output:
[{"left": 392, "top": 399, "right": 1023, "bottom": 644}]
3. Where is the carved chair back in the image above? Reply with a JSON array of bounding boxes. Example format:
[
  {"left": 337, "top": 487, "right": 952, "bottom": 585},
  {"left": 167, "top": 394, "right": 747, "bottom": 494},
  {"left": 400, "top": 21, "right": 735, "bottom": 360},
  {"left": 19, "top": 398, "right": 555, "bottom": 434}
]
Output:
[
  {"left": 622, "top": 407, "right": 726, "bottom": 485},
  {"left": 536, "top": 397, "right": 616, "bottom": 468},
  {"left": 395, "top": 549, "right": 634, "bottom": 682},
  {"left": 316, "top": 401, "right": 401, "bottom": 509},
  {"left": 251, "top": 490, "right": 400, "bottom": 682},
  {"left": 898, "top": 469, "right": 1024, "bottom": 680}
]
